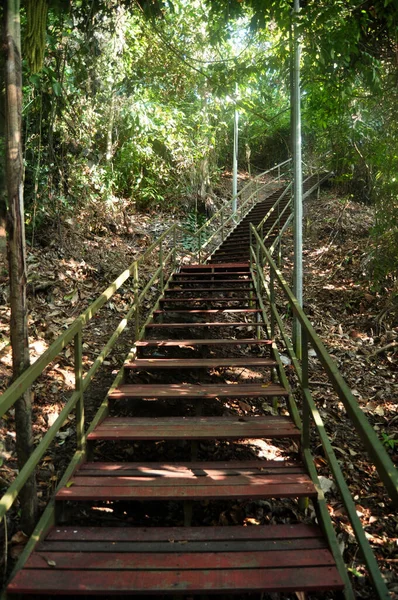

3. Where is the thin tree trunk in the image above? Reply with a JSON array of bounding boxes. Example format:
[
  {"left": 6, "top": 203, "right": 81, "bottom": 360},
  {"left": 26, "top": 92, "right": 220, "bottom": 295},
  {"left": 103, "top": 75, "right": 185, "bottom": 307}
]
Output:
[
  {"left": 0, "top": 3, "right": 7, "bottom": 257},
  {"left": 5, "top": 0, "right": 37, "bottom": 534}
]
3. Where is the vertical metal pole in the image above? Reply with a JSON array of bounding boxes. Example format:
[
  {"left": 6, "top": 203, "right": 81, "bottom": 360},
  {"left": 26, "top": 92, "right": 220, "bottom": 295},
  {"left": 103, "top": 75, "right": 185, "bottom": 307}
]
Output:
[
  {"left": 299, "top": 326, "right": 310, "bottom": 511},
  {"left": 221, "top": 209, "right": 224, "bottom": 242},
  {"left": 173, "top": 226, "right": 177, "bottom": 270},
  {"left": 74, "top": 326, "right": 85, "bottom": 452},
  {"left": 133, "top": 262, "right": 140, "bottom": 339},
  {"left": 292, "top": 0, "right": 303, "bottom": 359},
  {"left": 255, "top": 237, "right": 261, "bottom": 340},
  {"left": 232, "top": 90, "right": 239, "bottom": 217},
  {"left": 159, "top": 240, "right": 164, "bottom": 294}
]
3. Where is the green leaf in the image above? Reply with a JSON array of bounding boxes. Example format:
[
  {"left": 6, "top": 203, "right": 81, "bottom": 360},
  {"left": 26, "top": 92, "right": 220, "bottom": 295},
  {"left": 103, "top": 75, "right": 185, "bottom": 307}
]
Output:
[{"left": 52, "top": 82, "right": 62, "bottom": 97}]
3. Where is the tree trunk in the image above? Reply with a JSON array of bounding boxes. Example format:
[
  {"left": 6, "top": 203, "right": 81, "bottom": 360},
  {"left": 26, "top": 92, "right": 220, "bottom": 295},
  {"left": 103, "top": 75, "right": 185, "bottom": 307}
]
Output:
[
  {"left": 0, "top": 3, "right": 6, "bottom": 257},
  {"left": 5, "top": 0, "right": 37, "bottom": 534}
]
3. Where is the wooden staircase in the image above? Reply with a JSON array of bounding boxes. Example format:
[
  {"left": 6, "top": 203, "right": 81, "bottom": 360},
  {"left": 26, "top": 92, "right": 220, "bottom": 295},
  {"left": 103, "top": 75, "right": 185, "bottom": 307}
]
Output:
[
  {"left": 211, "top": 173, "right": 329, "bottom": 263},
  {"left": 7, "top": 262, "right": 344, "bottom": 596}
]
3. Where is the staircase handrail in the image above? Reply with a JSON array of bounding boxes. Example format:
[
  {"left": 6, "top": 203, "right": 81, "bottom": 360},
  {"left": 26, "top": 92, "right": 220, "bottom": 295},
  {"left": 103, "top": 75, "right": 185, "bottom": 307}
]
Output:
[
  {"left": 0, "top": 221, "right": 197, "bottom": 524},
  {"left": 250, "top": 224, "right": 398, "bottom": 506},
  {"left": 250, "top": 224, "right": 396, "bottom": 599},
  {"left": 194, "top": 158, "right": 293, "bottom": 241}
]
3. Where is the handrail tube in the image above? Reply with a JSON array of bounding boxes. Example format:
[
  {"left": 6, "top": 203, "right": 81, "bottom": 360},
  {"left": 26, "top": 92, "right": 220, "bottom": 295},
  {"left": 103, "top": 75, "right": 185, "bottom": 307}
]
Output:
[
  {"left": 253, "top": 235, "right": 392, "bottom": 598},
  {"left": 255, "top": 184, "right": 292, "bottom": 234},
  {"left": 0, "top": 388, "right": 80, "bottom": 520},
  {"left": 263, "top": 195, "right": 293, "bottom": 242},
  {"left": 235, "top": 159, "right": 292, "bottom": 200},
  {"left": 251, "top": 224, "right": 398, "bottom": 505},
  {"left": 0, "top": 223, "right": 185, "bottom": 420},
  {"left": 269, "top": 211, "right": 293, "bottom": 254},
  {"left": 194, "top": 162, "right": 292, "bottom": 241},
  {"left": 200, "top": 177, "right": 282, "bottom": 255}
]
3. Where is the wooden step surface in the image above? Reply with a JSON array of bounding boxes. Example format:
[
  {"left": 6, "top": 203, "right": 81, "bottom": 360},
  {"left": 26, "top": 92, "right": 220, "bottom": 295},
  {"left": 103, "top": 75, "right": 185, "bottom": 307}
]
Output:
[
  {"left": 135, "top": 338, "right": 271, "bottom": 348},
  {"left": 180, "top": 262, "right": 250, "bottom": 271},
  {"left": 168, "top": 279, "right": 253, "bottom": 285},
  {"left": 124, "top": 357, "right": 276, "bottom": 369},
  {"left": 174, "top": 271, "right": 251, "bottom": 278},
  {"left": 108, "top": 382, "right": 287, "bottom": 400},
  {"left": 159, "top": 296, "right": 252, "bottom": 304},
  {"left": 164, "top": 287, "right": 254, "bottom": 294},
  {"left": 8, "top": 524, "right": 343, "bottom": 595},
  {"left": 88, "top": 416, "right": 298, "bottom": 441},
  {"left": 146, "top": 322, "right": 267, "bottom": 329},
  {"left": 153, "top": 309, "right": 261, "bottom": 316},
  {"left": 56, "top": 457, "right": 315, "bottom": 501}
]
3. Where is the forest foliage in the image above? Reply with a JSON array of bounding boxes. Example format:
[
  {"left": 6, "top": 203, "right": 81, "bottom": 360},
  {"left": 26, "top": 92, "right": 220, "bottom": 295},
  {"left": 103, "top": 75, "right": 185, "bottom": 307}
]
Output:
[{"left": 1, "top": 0, "right": 397, "bottom": 285}]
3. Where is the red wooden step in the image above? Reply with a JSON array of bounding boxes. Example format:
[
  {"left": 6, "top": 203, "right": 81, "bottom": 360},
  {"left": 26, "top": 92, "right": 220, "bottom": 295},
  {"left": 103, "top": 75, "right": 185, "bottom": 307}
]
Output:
[
  {"left": 164, "top": 287, "right": 254, "bottom": 293},
  {"left": 56, "top": 458, "right": 315, "bottom": 501},
  {"left": 153, "top": 309, "right": 261, "bottom": 315},
  {"left": 135, "top": 338, "right": 271, "bottom": 348},
  {"left": 174, "top": 271, "right": 251, "bottom": 278},
  {"left": 145, "top": 322, "right": 268, "bottom": 329},
  {"left": 108, "top": 383, "right": 287, "bottom": 400},
  {"left": 124, "top": 357, "right": 276, "bottom": 369},
  {"left": 88, "top": 416, "right": 298, "bottom": 441},
  {"left": 159, "top": 296, "right": 252, "bottom": 304},
  {"left": 8, "top": 525, "right": 343, "bottom": 595},
  {"left": 180, "top": 262, "right": 250, "bottom": 271},
  {"left": 168, "top": 279, "right": 253, "bottom": 285}
]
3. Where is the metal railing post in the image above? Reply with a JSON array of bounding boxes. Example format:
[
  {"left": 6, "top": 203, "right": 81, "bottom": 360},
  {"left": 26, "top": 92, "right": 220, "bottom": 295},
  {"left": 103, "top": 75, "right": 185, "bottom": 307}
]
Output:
[
  {"left": 270, "top": 267, "right": 275, "bottom": 339},
  {"left": 256, "top": 237, "right": 261, "bottom": 340},
  {"left": 173, "top": 226, "right": 177, "bottom": 270},
  {"left": 221, "top": 209, "right": 224, "bottom": 242},
  {"left": 301, "top": 328, "right": 310, "bottom": 451},
  {"left": 133, "top": 262, "right": 140, "bottom": 339},
  {"left": 74, "top": 325, "right": 85, "bottom": 452},
  {"left": 299, "top": 327, "right": 310, "bottom": 511},
  {"left": 159, "top": 240, "right": 164, "bottom": 294},
  {"left": 198, "top": 230, "right": 202, "bottom": 264}
]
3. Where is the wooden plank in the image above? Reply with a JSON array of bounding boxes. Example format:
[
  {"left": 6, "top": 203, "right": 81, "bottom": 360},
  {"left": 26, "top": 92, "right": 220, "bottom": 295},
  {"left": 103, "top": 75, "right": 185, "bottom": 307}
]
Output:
[
  {"left": 37, "top": 538, "right": 326, "bottom": 555},
  {"left": 124, "top": 358, "right": 276, "bottom": 369},
  {"left": 135, "top": 338, "right": 271, "bottom": 347},
  {"left": 79, "top": 466, "right": 306, "bottom": 477},
  {"left": 108, "top": 383, "right": 288, "bottom": 400},
  {"left": 145, "top": 322, "right": 268, "bottom": 328},
  {"left": 25, "top": 549, "right": 335, "bottom": 571},
  {"left": 153, "top": 309, "right": 260, "bottom": 315},
  {"left": 159, "top": 297, "right": 251, "bottom": 303},
  {"left": 180, "top": 262, "right": 250, "bottom": 270},
  {"left": 87, "top": 428, "right": 299, "bottom": 441},
  {"left": 8, "top": 565, "right": 343, "bottom": 594},
  {"left": 56, "top": 481, "right": 316, "bottom": 501},
  {"left": 65, "top": 473, "right": 313, "bottom": 488},
  {"left": 79, "top": 459, "right": 303, "bottom": 472},
  {"left": 168, "top": 279, "right": 253, "bottom": 285},
  {"left": 174, "top": 272, "right": 251, "bottom": 278},
  {"left": 164, "top": 287, "right": 254, "bottom": 293},
  {"left": 45, "top": 523, "right": 323, "bottom": 542}
]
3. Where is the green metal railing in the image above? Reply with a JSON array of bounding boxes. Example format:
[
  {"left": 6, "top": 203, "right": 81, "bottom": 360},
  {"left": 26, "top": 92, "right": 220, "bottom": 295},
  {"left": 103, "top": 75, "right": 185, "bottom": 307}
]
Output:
[
  {"left": 195, "top": 159, "right": 292, "bottom": 262},
  {"left": 0, "top": 223, "right": 199, "bottom": 547},
  {"left": 249, "top": 223, "right": 397, "bottom": 599}
]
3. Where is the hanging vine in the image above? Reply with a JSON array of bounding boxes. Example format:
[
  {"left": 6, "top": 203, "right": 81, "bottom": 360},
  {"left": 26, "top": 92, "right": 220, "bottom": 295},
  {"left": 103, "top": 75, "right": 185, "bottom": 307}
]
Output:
[{"left": 24, "top": 0, "right": 48, "bottom": 73}]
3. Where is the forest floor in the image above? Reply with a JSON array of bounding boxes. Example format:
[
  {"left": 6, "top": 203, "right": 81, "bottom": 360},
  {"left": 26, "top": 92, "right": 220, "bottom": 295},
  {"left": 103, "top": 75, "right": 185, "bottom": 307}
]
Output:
[{"left": 0, "top": 178, "right": 397, "bottom": 598}]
